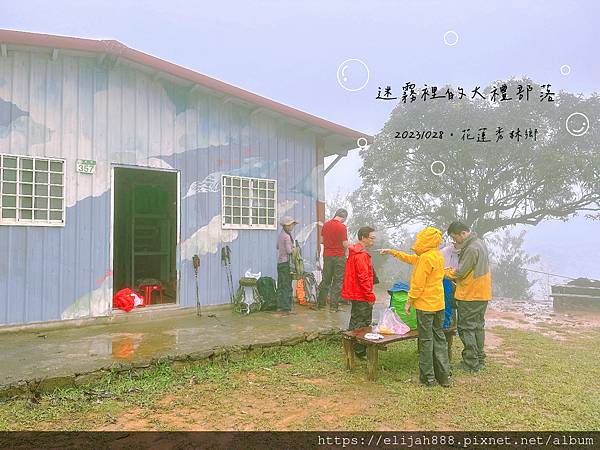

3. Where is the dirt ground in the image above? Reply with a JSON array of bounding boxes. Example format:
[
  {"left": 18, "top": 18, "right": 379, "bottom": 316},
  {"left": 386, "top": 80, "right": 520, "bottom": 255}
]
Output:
[{"left": 88, "top": 302, "right": 600, "bottom": 432}]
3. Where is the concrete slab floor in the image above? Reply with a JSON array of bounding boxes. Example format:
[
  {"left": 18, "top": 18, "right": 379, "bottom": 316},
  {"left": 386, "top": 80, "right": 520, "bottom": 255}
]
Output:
[
  {"left": 0, "top": 287, "right": 392, "bottom": 396},
  {"left": 0, "top": 304, "right": 350, "bottom": 396}
]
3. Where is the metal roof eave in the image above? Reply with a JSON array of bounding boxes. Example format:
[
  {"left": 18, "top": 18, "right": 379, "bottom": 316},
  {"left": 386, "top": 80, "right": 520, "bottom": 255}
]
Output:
[{"left": 0, "top": 29, "right": 373, "bottom": 154}]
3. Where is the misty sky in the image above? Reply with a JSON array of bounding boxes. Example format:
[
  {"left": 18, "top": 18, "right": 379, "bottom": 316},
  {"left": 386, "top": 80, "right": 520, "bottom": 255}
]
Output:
[{"left": 2, "top": 0, "right": 599, "bottom": 286}]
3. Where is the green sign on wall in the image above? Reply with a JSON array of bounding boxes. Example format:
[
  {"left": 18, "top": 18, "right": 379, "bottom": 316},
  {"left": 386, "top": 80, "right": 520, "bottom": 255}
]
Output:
[{"left": 76, "top": 159, "right": 96, "bottom": 174}]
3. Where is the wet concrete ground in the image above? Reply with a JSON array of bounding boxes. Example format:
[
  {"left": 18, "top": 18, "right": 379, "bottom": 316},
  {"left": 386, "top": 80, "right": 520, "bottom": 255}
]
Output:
[
  {"left": 5, "top": 288, "right": 593, "bottom": 397},
  {"left": 0, "top": 303, "right": 360, "bottom": 396},
  {"left": 0, "top": 285, "right": 394, "bottom": 396}
]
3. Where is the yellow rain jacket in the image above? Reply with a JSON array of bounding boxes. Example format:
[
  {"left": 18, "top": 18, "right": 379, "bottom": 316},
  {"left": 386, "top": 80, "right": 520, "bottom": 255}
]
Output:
[
  {"left": 445, "top": 232, "right": 492, "bottom": 301},
  {"left": 388, "top": 227, "right": 445, "bottom": 312}
]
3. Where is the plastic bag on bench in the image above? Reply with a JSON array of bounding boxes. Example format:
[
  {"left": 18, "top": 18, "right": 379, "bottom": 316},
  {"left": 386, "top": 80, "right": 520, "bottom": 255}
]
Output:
[{"left": 374, "top": 308, "right": 410, "bottom": 335}]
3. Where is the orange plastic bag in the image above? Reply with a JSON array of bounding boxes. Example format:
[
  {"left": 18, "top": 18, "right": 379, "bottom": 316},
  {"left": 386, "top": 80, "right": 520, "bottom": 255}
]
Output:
[{"left": 296, "top": 278, "right": 306, "bottom": 304}]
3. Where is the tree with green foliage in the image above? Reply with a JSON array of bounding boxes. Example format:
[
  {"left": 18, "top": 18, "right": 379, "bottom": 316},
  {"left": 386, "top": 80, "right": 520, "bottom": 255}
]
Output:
[
  {"left": 489, "top": 230, "right": 540, "bottom": 299},
  {"left": 356, "top": 79, "right": 600, "bottom": 235}
]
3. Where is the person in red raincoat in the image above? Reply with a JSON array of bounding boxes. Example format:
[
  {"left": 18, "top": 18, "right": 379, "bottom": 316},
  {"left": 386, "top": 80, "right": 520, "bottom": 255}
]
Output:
[{"left": 341, "top": 226, "right": 377, "bottom": 359}]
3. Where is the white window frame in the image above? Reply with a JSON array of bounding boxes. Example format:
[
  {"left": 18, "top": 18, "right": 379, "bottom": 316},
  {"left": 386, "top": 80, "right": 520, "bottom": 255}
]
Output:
[
  {"left": 221, "top": 174, "right": 277, "bottom": 230},
  {"left": 0, "top": 154, "right": 66, "bottom": 227}
]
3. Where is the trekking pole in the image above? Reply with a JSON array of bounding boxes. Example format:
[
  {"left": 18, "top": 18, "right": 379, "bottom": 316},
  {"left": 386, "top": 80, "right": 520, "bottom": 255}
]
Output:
[
  {"left": 192, "top": 254, "right": 201, "bottom": 317},
  {"left": 221, "top": 246, "right": 229, "bottom": 302},
  {"left": 226, "top": 246, "right": 234, "bottom": 302},
  {"left": 221, "top": 245, "right": 234, "bottom": 303}
]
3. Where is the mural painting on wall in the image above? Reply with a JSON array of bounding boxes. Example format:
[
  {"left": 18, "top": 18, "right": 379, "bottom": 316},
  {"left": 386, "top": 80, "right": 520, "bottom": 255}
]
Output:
[{"left": 1, "top": 69, "right": 323, "bottom": 319}]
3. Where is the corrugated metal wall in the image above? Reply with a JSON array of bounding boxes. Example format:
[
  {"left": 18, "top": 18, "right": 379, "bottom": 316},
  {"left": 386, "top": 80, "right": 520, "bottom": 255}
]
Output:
[{"left": 0, "top": 48, "right": 321, "bottom": 326}]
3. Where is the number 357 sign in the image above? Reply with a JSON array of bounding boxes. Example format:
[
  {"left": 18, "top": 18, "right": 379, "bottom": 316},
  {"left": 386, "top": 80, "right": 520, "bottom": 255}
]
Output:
[{"left": 76, "top": 159, "right": 96, "bottom": 174}]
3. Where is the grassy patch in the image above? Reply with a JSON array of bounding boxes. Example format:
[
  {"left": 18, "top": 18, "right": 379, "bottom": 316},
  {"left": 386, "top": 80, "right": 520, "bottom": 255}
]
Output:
[{"left": 1, "top": 327, "right": 599, "bottom": 431}]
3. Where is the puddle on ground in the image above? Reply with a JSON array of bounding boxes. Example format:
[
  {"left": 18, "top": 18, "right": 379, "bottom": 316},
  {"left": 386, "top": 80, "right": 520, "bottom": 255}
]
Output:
[{"left": 75, "top": 332, "right": 180, "bottom": 360}]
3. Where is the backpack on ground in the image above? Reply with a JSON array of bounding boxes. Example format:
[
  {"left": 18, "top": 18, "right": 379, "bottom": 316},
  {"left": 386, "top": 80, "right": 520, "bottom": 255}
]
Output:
[
  {"left": 233, "top": 277, "right": 263, "bottom": 315},
  {"left": 302, "top": 272, "right": 318, "bottom": 304},
  {"left": 257, "top": 276, "right": 278, "bottom": 311}
]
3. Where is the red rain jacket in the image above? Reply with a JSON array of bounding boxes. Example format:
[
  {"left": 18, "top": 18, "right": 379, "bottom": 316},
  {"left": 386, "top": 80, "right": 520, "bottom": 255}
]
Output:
[{"left": 341, "top": 243, "right": 375, "bottom": 303}]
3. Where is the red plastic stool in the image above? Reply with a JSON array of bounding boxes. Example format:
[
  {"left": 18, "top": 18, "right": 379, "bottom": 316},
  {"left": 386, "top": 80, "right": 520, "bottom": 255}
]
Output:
[{"left": 139, "top": 284, "right": 164, "bottom": 305}]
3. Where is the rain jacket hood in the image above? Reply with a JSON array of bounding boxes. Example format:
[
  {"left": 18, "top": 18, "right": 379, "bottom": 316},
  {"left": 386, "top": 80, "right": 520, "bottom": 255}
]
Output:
[
  {"left": 388, "top": 227, "right": 445, "bottom": 311},
  {"left": 412, "top": 227, "right": 443, "bottom": 255},
  {"left": 348, "top": 242, "right": 368, "bottom": 257}
]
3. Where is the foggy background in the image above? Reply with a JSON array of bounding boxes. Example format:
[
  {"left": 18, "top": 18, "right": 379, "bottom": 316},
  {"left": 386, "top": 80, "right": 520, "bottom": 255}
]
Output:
[{"left": 3, "top": 0, "right": 599, "bottom": 298}]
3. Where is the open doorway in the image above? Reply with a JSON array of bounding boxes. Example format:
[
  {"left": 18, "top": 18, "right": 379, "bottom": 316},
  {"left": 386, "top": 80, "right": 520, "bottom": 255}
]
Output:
[{"left": 113, "top": 167, "right": 178, "bottom": 306}]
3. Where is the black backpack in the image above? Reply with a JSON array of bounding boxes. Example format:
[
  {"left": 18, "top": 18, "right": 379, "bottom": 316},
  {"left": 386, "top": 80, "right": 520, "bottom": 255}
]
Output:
[{"left": 257, "top": 276, "right": 278, "bottom": 311}]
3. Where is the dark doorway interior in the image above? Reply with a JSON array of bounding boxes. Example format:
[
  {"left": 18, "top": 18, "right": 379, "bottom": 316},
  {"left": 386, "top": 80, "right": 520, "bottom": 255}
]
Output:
[{"left": 113, "top": 167, "right": 177, "bottom": 305}]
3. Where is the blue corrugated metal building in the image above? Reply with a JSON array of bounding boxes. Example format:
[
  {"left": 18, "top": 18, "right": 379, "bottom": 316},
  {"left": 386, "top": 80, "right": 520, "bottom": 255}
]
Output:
[{"left": 0, "top": 30, "right": 367, "bottom": 327}]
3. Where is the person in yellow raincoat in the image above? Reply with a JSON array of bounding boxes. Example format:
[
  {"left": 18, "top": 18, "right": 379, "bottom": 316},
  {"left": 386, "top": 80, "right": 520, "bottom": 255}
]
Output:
[{"left": 380, "top": 227, "right": 451, "bottom": 387}]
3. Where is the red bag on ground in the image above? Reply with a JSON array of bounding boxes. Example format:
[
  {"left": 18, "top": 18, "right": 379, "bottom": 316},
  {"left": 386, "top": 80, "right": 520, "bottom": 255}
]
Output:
[{"left": 113, "top": 288, "right": 145, "bottom": 312}]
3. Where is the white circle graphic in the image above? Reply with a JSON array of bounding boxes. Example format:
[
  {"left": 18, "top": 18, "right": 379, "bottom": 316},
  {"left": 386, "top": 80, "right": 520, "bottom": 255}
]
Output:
[
  {"left": 565, "top": 112, "right": 590, "bottom": 137},
  {"left": 560, "top": 65, "right": 571, "bottom": 75},
  {"left": 336, "top": 59, "right": 370, "bottom": 92},
  {"left": 357, "top": 137, "right": 369, "bottom": 149},
  {"left": 443, "top": 31, "right": 459, "bottom": 46},
  {"left": 431, "top": 160, "right": 446, "bottom": 176}
]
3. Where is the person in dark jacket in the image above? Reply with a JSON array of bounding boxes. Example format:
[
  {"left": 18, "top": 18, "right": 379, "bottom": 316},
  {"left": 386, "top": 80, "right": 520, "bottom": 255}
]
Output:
[
  {"left": 445, "top": 221, "right": 492, "bottom": 372},
  {"left": 341, "top": 226, "right": 376, "bottom": 359}
]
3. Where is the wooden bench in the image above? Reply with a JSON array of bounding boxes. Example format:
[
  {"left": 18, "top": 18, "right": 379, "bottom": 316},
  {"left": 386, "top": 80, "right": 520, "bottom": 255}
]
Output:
[{"left": 342, "top": 326, "right": 456, "bottom": 381}]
